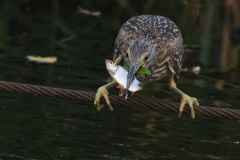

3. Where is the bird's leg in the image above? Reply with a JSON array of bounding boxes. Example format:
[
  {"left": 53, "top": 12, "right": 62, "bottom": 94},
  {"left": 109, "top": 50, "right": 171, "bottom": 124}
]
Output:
[
  {"left": 94, "top": 80, "right": 118, "bottom": 111},
  {"left": 114, "top": 54, "right": 123, "bottom": 64},
  {"left": 168, "top": 74, "right": 199, "bottom": 118}
]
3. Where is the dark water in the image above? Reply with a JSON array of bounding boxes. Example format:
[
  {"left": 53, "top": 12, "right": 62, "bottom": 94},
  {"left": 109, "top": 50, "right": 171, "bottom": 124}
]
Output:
[{"left": 0, "top": 1, "right": 240, "bottom": 159}]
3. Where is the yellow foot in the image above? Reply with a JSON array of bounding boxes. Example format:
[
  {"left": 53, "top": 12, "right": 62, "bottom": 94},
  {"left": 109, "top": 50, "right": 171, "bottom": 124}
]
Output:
[
  {"left": 94, "top": 86, "right": 113, "bottom": 111},
  {"left": 179, "top": 94, "right": 199, "bottom": 118}
]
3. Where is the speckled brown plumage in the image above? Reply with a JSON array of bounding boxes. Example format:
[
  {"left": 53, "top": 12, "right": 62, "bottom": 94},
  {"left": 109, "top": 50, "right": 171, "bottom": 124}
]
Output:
[
  {"left": 95, "top": 15, "right": 199, "bottom": 119},
  {"left": 113, "top": 15, "right": 184, "bottom": 81}
]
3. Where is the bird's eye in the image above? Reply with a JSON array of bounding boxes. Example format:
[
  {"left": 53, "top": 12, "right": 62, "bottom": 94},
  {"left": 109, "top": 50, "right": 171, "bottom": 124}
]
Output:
[
  {"left": 110, "top": 61, "right": 114, "bottom": 64},
  {"left": 144, "top": 56, "right": 149, "bottom": 61}
]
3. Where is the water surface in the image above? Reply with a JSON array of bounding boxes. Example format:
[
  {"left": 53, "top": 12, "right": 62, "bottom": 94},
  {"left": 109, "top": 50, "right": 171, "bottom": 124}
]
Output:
[{"left": 0, "top": 1, "right": 240, "bottom": 159}]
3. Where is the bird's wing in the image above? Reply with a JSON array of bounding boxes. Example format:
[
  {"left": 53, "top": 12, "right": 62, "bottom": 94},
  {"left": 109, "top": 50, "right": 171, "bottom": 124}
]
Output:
[
  {"left": 113, "top": 27, "right": 129, "bottom": 64},
  {"left": 168, "top": 33, "right": 184, "bottom": 78},
  {"left": 113, "top": 15, "right": 184, "bottom": 76}
]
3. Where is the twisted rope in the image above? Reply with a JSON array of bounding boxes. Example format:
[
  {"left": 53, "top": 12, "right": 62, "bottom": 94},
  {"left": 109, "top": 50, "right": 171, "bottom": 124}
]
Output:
[{"left": 0, "top": 81, "right": 239, "bottom": 120}]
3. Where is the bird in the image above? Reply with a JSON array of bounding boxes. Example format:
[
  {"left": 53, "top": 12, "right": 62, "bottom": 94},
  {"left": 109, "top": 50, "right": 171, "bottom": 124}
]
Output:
[{"left": 94, "top": 15, "right": 199, "bottom": 118}]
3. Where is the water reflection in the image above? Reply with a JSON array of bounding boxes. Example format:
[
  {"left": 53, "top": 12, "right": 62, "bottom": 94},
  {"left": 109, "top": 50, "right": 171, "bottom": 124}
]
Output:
[{"left": 1, "top": 90, "right": 240, "bottom": 159}]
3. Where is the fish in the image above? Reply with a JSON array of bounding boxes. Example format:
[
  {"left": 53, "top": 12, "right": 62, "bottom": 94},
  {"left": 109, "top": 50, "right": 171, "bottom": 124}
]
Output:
[{"left": 105, "top": 59, "right": 142, "bottom": 99}]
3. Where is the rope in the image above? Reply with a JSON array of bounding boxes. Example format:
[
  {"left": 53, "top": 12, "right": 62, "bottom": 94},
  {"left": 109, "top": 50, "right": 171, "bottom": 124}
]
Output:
[{"left": 0, "top": 80, "right": 239, "bottom": 120}]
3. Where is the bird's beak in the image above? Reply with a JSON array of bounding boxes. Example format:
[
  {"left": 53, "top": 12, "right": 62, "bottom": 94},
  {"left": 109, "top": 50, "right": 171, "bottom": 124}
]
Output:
[{"left": 125, "top": 62, "right": 143, "bottom": 99}]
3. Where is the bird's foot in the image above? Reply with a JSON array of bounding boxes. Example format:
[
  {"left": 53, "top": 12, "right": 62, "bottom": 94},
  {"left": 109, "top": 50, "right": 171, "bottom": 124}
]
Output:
[
  {"left": 94, "top": 86, "right": 113, "bottom": 111},
  {"left": 179, "top": 94, "right": 199, "bottom": 118}
]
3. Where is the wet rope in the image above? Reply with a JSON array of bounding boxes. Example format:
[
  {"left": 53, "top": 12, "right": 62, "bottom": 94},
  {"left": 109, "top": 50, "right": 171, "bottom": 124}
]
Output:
[{"left": 0, "top": 80, "right": 239, "bottom": 120}]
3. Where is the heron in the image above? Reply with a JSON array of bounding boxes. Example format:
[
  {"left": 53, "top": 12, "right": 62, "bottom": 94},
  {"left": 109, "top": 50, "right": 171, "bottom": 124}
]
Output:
[{"left": 94, "top": 15, "right": 199, "bottom": 118}]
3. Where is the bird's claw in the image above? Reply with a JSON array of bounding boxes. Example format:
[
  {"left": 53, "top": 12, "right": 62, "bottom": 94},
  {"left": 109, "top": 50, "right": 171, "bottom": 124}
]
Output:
[
  {"left": 94, "top": 86, "right": 113, "bottom": 111},
  {"left": 179, "top": 94, "right": 199, "bottom": 118}
]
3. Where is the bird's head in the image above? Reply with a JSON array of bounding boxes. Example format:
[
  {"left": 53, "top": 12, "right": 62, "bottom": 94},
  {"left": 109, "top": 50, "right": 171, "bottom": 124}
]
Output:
[{"left": 125, "top": 38, "right": 157, "bottom": 97}]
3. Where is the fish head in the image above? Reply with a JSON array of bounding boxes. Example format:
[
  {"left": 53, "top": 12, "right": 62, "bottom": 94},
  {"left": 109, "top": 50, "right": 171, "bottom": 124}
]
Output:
[{"left": 105, "top": 59, "right": 118, "bottom": 76}]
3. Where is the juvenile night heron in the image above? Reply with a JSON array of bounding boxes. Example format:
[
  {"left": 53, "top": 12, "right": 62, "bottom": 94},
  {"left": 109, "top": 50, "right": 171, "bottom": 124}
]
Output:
[{"left": 94, "top": 15, "right": 199, "bottom": 118}]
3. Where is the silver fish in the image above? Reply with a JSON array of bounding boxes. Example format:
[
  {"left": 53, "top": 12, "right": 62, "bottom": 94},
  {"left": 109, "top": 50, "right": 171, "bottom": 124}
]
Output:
[{"left": 105, "top": 59, "right": 142, "bottom": 99}]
